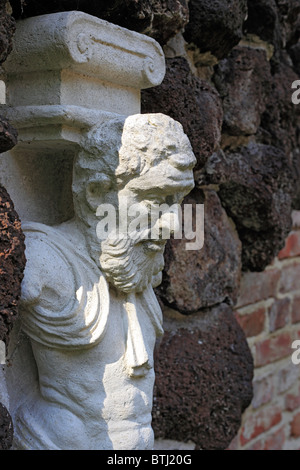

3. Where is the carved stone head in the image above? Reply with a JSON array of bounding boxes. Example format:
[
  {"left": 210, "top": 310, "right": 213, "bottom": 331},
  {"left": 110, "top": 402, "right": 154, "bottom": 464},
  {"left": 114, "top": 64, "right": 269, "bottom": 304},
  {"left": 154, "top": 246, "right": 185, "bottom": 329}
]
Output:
[{"left": 73, "top": 113, "right": 196, "bottom": 292}]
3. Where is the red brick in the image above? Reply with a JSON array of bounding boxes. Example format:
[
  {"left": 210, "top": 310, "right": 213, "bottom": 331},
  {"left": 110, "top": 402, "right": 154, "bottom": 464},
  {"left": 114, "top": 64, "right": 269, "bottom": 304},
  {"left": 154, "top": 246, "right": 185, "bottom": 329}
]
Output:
[
  {"left": 263, "top": 427, "right": 285, "bottom": 450},
  {"left": 226, "top": 435, "right": 239, "bottom": 450},
  {"left": 268, "top": 298, "right": 291, "bottom": 332},
  {"left": 254, "top": 332, "right": 293, "bottom": 367},
  {"left": 279, "top": 262, "right": 300, "bottom": 294},
  {"left": 278, "top": 232, "right": 300, "bottom": 259},
  {"left": 286, "top": 387, "right": 300, "bottom": 411},
  {"left": 245, "top": 427, "right": 286, "bottom": 450},
  {"left": 278, "top": 362, "right": 300, "bottom": 394},
  {"left": 235, "top": 307, "right": 266, "bottom": 337},
  {"left": 291, "top": 412, "right": 300, "bottom": 437},
  {"left": 252, "top": 375, "right": 274, "bottom": 409},
  {"left": 237, "top": 269, "right": 280, "bottom": 308},
  {"left": 292, "top": 296, "right": 300, "bottom": 324},
  {"left": 240, "top": 406, "right": 282, "bottom": 446},
  {"left": 245, "top": 439, "right": 264, "bottom": 450}
]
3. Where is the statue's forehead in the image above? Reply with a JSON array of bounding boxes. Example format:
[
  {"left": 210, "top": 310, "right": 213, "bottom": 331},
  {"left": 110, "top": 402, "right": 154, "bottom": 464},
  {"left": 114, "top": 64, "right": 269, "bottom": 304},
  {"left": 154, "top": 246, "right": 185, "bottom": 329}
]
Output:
[{"left": 125, "top": 168, "right": 195, "bottom": 196}]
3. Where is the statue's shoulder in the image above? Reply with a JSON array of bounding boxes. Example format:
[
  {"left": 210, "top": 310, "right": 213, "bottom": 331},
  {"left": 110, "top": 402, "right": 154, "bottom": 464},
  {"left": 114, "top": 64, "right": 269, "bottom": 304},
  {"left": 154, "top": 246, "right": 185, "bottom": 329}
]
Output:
[
  {"left": 21, "top": 221, "right": 80, "bottom": 306},
  {"left": 20, "top": 221, "right": 109, "bottom": 350}
]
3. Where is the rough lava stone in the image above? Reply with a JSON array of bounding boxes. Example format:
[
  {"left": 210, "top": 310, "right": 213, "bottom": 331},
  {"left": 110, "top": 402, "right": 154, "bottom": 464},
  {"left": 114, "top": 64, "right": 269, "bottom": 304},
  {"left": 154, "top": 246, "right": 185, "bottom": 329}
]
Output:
[
  {"left": 213, "top": 46, "right": 272, "bottom": 136},
  {"left": 197, "top": 143, "right": 295, "bottom": 271},
  {"left": 243, "top": 0, "right": 282, "bottom": 50},
  {"left": 258, "top": 55, "right": 300, "bottom": 209},
  {"left": 0, "top": 403, "right": 13, "bottom": 450},
  {"left": 0, "top": 115, "right": 17, "bottom": 153},
  {"left": 183, "top": 0, "right": 248, "bottom": 60},
  {"left": 152, "top": 303, "right": 254, "bottom": 450},
  {"left": 9, "top": 0, "right": 189, "bottom": 46},
  {"left": 259, "top": 55, "right": 300, "bottom": 156},
  {"left": 0, "top": 184, "right": 26, "bottom": 345},
  {"left": 142, "top": 57, "right": 223, "bottom": 170},
  {"left": 289, "top": 41, "right": 300, "bottom": 75},
  {"left": 244, "top": 0, "right": 300, "bottom": 58},
  {"left": 0, "top": 0, "right": 15, "bottom": 65},
  {"left": 155, "top": 188, "right": 242, "bottom": 314}
]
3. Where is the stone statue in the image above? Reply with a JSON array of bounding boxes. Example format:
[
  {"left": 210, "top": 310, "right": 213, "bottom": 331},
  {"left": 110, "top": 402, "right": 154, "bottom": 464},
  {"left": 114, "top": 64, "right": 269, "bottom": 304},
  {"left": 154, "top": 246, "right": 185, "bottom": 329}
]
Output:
[{"left": 13, "top": 113, "right": 196, "bottom": 450}]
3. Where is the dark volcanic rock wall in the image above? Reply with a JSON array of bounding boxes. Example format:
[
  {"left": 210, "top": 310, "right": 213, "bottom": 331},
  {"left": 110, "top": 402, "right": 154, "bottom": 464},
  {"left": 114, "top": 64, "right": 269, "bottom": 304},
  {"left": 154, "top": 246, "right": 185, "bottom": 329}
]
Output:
[
  {"left": 4, "top": 0, "right": 300, "bottom": 451},
  {"left": 153, "top": 304, "right": 253, "bottom": 450},
  {"left": 0, "top": 0, "right": 24, "bottom": 451}
]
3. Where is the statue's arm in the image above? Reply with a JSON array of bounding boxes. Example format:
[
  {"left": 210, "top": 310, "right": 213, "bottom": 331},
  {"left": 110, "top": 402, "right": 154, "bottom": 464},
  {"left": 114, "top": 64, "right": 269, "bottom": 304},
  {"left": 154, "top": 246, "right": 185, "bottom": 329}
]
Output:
[{"left": 20, "top": 234, "right": 73, "bottom": 310}]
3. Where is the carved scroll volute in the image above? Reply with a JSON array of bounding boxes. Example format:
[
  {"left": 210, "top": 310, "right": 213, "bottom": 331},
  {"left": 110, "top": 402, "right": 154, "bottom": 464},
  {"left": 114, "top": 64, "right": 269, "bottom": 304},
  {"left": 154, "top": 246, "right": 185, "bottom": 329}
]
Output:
[{"left": 4, "top": 11, "right": 166, "bottom": 90}]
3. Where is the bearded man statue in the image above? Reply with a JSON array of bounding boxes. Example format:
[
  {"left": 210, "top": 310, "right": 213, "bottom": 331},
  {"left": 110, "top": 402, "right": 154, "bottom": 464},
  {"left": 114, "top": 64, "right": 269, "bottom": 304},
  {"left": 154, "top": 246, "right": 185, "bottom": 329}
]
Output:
[{"left": 13, "top": 113, "right": 196, "bottom": 450}]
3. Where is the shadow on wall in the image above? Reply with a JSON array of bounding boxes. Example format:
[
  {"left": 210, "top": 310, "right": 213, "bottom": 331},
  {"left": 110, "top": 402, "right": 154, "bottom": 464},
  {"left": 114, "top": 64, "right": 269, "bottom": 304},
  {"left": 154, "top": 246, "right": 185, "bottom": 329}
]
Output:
[{"left": 0, "top": 0, "right": 25, "bottom": 451}]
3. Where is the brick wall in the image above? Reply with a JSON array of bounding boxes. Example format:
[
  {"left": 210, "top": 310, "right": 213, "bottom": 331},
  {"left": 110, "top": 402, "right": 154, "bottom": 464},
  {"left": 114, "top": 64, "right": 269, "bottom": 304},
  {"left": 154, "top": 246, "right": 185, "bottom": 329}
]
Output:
[{"left": 229, "top": 211, "right": 300, "bottom": 450}]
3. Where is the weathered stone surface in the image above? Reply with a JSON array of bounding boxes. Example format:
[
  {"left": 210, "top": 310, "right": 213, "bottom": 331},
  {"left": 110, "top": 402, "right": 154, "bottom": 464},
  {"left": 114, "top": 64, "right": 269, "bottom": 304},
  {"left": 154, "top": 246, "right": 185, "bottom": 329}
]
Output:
[
  {"left": 289, "top": 42, "right": 300, "bottom": 74},
  {"left": 152, "top": 304, "right": 254, "bottom": 450},
  {"left": 156, "top": 188, "right": 242, "bottom": 314},
  {"left": 244, "top": 0, "right": 300, "bottom": 55},
  {"left": 293, "top": 150, "right": 300, "bottom": 210},
  {"left": 0, "top": 1, "right": 15, "bottom": 65},
  {"left": 213, "top": 46, "right": 271, "bottom": 136},
  {"left": 142, "top": 57, "right": 223, "bottom": 170},
  {"left": 278, "top": 0, "right": 300, "bottom": 48},
  {"left": 197, "top": 143, "right": 295, "bottom": 271},
  {"left": 259, "top": 56, "right": 300, "bottom": 156},
  {"left": 258, "top": 56, "right": 300, "bottom": 209},
  {"left": 0, "top": 115, "right": 17, "bottom": 153},
  {"left": 183, "top": 0, "right": 248, "bottom": 60},
  {"left": 0, "top": 403, "right": 13, "bottom": 450},
  {"left": 0, "top": 2, "right": 17, "bottom": 154},
  {"left": 0, "top": 184, "right": 26, "bottom": 345},
  {"left": 244, "top": 0, "right": 282, "bottom": 50},
  {"left": 10, "top": 0, "right": 189, "bottom": 46}
]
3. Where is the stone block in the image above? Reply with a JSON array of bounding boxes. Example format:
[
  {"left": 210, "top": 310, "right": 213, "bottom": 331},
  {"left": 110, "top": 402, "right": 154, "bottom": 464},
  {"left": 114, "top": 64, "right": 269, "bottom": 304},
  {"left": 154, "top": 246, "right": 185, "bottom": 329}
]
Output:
[
  {"left": 156, "top": 188, "right": 241, "bottom": 314},
  {"left": 197, "top": 143, "right": 295, "bottom": 271},
  {"left": 183, "top": 0, "right": 248, "bottom": 60},
  {"left": 243, "top": 0, "right": 282, "bottom": 49},
  {"left": 0, "top": 1, "right": 15, "bottom": 66},
  {"left": 142, "top": 57, "right": 223, "bottom": 171},
  {"left": 0, "top": 184, "right": 26, "bottom": 346},
  {"left": 0, "top": 115, "right": 17, "bottom": 153},
  {"left": 0, "top": 403, "right": 13, "bottom": 450},
  {"left": 9, "top": 0, "right": 190, "bottom": 46},
  {"left": 213, "top": 46, "right": 271, "bottom": 136},
  {"left": 152, "top": 303, "right": 253, "bottom": 450}
]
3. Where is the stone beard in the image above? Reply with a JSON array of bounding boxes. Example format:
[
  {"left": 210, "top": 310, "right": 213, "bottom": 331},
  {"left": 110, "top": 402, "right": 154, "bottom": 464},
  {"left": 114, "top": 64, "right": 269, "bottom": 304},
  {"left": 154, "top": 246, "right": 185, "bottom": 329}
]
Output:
[
  {"left": 100, "top": 233, "right": 166, "bottom": 294},
  {"left": 12, "top": 113, "right": 196, "bottom": 450}
]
